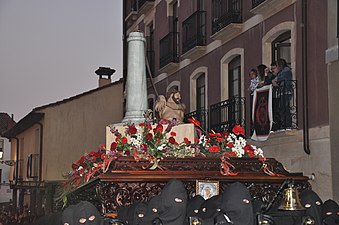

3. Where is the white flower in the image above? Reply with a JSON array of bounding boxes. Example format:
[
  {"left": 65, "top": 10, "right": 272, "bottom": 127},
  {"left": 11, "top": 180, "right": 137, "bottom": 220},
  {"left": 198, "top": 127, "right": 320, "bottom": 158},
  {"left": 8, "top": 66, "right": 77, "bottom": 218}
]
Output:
[
  {"left": 199, "top": 135, "right": 208, "bottom": 146},
  {"left": 157, "top": 144, "right": 167, "bottom": 151}
]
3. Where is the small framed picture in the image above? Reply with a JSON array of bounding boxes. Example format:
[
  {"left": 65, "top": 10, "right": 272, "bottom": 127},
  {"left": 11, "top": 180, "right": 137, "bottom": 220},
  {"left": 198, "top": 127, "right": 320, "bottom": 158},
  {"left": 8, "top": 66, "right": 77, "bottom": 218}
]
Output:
[{"left": 196, "top": 180, "right": 219, "bottom": 200}]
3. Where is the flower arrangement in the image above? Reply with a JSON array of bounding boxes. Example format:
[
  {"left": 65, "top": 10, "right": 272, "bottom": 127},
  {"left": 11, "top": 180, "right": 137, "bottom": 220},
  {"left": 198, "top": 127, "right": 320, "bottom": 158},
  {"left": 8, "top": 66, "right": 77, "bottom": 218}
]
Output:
[{"left": 60, "top": 117, "right": 273, "bottom": 203}]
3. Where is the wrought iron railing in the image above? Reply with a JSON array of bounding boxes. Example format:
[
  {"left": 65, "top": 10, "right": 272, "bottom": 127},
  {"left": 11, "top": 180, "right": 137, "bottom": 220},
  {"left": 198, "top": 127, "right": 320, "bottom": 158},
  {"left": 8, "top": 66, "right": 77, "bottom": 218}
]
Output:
[
  {"left": 209, "top": 96, "right": 246, "bottom": 133},
  {"left": 182, "top": 10, "right": 207, "bottom": 54},
  {"left": 184, "top": 108, "right": 208, "bottom": 131},
  {"left": 159, "top": 32, "right": 180, "bottom": 68},
  {"left": 252, "top": 0, "right": 266, "bottom": 8},
  {"left": 185, "top": 81, "right": 297, "bottom": 135},
  {"left": 272, "top": 80, "right": 298, "bottom": 131},
  {"left": 212, "top": 0, "right": 242, "bottom": 34}
]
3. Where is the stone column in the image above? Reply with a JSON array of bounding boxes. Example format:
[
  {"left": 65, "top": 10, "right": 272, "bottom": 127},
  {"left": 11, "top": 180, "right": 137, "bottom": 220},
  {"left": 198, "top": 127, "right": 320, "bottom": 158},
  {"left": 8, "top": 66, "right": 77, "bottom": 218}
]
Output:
[{"left": 122, "top": 32, "right": 147, "bottom": 124}]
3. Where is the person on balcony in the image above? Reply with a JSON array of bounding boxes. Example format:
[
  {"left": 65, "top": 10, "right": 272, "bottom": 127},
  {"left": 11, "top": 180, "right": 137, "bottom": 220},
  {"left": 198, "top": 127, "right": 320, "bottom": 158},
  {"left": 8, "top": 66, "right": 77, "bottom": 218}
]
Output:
[
  {"left": 248, "top": 68, "right": 259, "bottom": 134},
  {"left": 257, "top": 64, "right": 276, "bottom": 86},
  {"left": 271, "top": 59, "right": 293, "bottom": 129}
]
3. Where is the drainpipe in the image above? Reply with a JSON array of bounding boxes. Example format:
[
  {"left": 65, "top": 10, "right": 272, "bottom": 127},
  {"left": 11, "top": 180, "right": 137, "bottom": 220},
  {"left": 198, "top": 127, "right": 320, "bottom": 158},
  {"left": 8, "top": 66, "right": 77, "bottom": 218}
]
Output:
[
  {"left": 302, "top": 0, "right": 310, "bottom": 154},
  {"left": 37, "top": 122, "right": 43, "bottom": 182}
]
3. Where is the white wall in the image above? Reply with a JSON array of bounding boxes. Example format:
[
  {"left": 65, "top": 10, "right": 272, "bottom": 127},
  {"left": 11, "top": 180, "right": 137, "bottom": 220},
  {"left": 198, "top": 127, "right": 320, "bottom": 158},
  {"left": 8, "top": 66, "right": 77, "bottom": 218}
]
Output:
[{"left": 0, "top": 137, "right": 13, "bottom": 203}]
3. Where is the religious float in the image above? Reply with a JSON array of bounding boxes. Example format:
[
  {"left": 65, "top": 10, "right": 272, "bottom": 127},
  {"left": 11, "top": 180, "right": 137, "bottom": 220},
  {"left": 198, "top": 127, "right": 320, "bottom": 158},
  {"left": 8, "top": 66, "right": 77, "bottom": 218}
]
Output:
[{"left": 58, "top": 118, "right": 310, "bottom": 217}]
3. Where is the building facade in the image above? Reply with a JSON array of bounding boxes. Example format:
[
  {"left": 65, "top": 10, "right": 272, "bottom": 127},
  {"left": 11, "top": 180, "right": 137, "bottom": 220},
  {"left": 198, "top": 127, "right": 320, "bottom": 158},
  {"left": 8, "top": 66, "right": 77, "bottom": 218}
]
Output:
[
  {"left": 3, "top": 79, "right": 124, "bottom": 216},
  {"left": 0, "top": 113, "right": 16, "bottom": 204},
  {"left": 123, "top": 0, "right": 338, "bottom": 201}
]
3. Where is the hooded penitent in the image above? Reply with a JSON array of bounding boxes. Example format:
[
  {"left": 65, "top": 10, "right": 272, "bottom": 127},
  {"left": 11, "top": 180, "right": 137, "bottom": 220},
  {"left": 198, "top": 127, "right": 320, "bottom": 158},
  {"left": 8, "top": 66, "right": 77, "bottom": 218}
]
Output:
[
  {"left": 220, "top": 182, "right": 254, "bottom": 225},
  {"left": 322, "top": 199, "right": 339, "bottom": 225},
  {"left": 185, "top": 195, "right": 205, "bottom": 225},
  {"left": 140, "top": 195, "right": 163, "bottom": 225},
  {"left": 300, "top": 189, "right": 323, "bottom": 225},
  {"left": 62, "top": 201, "right": 104, "bottom": 225},
  {"left": 158, "top": 179, "right": 188, "bottom": 225},
  {"left": 198, "top": 195, "right": 222, "bottom": 225},
  {"left": 128, "top": 201, "right": 148, "bottom": 225}
]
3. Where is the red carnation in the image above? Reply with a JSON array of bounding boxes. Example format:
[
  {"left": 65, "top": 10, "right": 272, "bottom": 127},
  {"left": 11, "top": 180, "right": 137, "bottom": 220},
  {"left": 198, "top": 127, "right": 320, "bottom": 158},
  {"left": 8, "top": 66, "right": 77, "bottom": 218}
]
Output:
[
  {"left": 146, "top": 133, "right": 153, "bottom": 140},
  {"left": 232, "top": 125, "right": 245, "bottom": 136},
  {"left": 216, "top": 137, "right": 224, "bottom": 142},
  {"left": 225, "top": 151, "right": 237, "bottom": 157},
  {"left": 128, "top": 125, "right": 137, "bottom": 135},
  {"left": 184, "top": 137, "right": 191, "bottom": 145},
  {"left": 227, "top": 142, "right": 234, "bottom": 148},
  {"left": 209, "top": 132, "right": 221, "bottom": 137},
  {"left": 121, "top": 137, "right": 128, "bottom": 144},
  {"left": 154, "top": 124, "right": 163, "bottom": 134},
  {"left": 208, "top": 145, "right": 221, "bottom": 153},
  {"left": 169, "top": 137, "right": 176, "bottom": 144},
  {"left": 110, "top": 142, "right": 117, "bottom": 150}
]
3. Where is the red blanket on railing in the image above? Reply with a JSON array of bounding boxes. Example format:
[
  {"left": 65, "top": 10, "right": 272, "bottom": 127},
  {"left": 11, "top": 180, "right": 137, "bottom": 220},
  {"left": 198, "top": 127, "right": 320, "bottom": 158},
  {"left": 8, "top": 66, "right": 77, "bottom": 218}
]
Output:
[{"left": 251, "top": 85, "right": 273, "bottom": 141}]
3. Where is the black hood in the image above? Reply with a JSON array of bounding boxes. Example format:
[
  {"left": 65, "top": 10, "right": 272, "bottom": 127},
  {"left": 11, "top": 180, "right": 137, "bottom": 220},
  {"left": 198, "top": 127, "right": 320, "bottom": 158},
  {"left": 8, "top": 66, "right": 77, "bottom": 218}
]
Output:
[
  {"left": 221, "top": 182, "right": 254, "bottom": 225},
  {"left": 158, "top": 179, "right": 188, "bottom": 225},
  {"left": 300, "top": 189, "right": 323, "bottom": 225},
  {"left": 322, "top": 199, "right": 339, "bottom": 225}
]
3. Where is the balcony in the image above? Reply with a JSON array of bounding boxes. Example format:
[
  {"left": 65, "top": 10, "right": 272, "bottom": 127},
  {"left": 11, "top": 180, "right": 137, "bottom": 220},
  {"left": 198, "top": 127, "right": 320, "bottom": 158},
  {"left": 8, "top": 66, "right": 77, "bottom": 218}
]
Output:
[
  {"left": 209, "top": 96, "right": 246, "bottom": 133},
  {"left": 185, "top": 81, "right": 298, "bottom": 135},
  {"left": 251, "top": 0, "right": 296, "bottom": 17},
  {"left": 211, "top": 0, "right": 243, "bottom": 42},
  {"left": 181, "top": 11, "right": 207, "bottom": 59},
  {"left": 159, "top": 32, "right": 180, "bottom": 72},
  {"left": 137, "top": 0, "right": 155, "bottom": 14}
]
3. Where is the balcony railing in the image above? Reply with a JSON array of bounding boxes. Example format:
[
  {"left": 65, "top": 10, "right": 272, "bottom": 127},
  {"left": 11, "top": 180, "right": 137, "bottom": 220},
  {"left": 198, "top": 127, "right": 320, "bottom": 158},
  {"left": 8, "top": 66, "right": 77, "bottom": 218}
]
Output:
[
  {"left": 159, "top": 32, "right": 180, "bottom": 68},
  {"left": 209, "top": 96, "right": 246, "bottom": 133},
  {"left": 184, "top": 108, "right": 208, "bottom": 131},
  {"left": 272, "top": 80, "right": 298, "bottom": 131},
  {"left": 182, "top": 11, "right": 206, "bottom": 55},
  {"left": 252, "top": 0, "right": 266, "bottom": 8},
  {"left": 212, "top": 0, "right": 242, "bottom": 34}
]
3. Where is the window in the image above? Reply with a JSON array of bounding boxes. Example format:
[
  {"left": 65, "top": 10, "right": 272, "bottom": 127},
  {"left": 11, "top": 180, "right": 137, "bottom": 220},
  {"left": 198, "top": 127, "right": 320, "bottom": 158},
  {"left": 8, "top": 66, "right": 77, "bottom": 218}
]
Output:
[
  {"left": 196, "top": 74, "right": 206, "bottom": 109},
  {"left": 272, "top": 31, "right": 291, "bottom": 66},
  {"left": 228, "top": 56, "right": 242, "bottom": 128},
  {"left": 27, "top": 154, "right": 38, "bottom": 178},
  {"left": 228, "top": 56, "right": 241, "bottom": 98}
]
